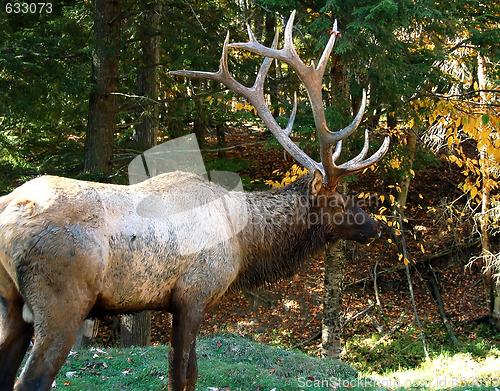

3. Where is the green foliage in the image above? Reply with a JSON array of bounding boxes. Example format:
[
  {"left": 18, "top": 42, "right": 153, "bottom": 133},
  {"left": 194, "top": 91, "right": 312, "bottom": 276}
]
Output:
[
  {"left": 381, "top": 144, "right": 439, "bottom": 183},
  {"left": 0, "top": 0, "right": 497, "bottom": 189},
  {"left": 0, "top": 2, "right": 91, "bottom": 188},
  {"left": 204, "top": 156, "right": 251, "bottom": 172}
]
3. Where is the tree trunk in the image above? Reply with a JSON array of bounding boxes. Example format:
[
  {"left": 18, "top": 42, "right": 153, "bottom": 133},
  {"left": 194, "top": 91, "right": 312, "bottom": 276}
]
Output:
[
  {"left": 120, "top": 311, "right": 152, "bottom": 347},
  {"left": 477, "top": 53, "right": 499, "bottom": 330},
  {"left": 84, "top": 0, "right": 122, "bottom": 174},
  {"left": 492, "top": 276, "right": 500, "bottom": 330},
  {"left": 119, "top": 1, "right": 161, "bottom": 346},
  {"left": 73, "top": 319, "right": 98, "bottom": 350},
  {"left": 426, "top": 265, "right": 459, "bottom": 346},
  {"left": 216, "top": 121, "right": 227, "bottom": 159},
  {"left": 134, "top": 0, "right": 160, "bottom": 149},
  {"left": 193, "top": 95, "right": 207, "bottom": 149},
  {"left": 398, "top": 216, "right": 430, "bottom": 360},
  {"left": 191, "top": 79, "right": 208, "bottom": 149},
  {"left": 81, "top": 0, "right": 122, "bottom": 342},
  {"left": 321, "top": 240, "right": 346, "bottom": 359},
  {"left": 321, "top": 68, "right": 349, "bottom": 360},
  {"left": 397, "top": 125, "right": 417, "bottom": 216}
]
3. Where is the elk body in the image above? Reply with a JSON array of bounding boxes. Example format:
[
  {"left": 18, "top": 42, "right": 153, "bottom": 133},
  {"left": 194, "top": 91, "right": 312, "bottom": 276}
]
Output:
[{"left": 0, "top": 11, "right": 389, "bottom": 391}]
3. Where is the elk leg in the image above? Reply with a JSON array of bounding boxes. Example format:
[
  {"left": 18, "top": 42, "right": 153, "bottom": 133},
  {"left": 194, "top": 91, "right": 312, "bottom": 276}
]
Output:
[
  {"left": 168, "top": 306, "right": 203, "bottom": 391},
  {"left": 13, "top": 287, "right": 94, "bottom": 391},
  {"left": 14, "top": 311, "right": 87, "bottom": 391},
  {"left": 0, "top": 295, "right": 33, "bottom": 390},
  {"left": 185, "top": 340, "right": 198, "bottom": 390}
]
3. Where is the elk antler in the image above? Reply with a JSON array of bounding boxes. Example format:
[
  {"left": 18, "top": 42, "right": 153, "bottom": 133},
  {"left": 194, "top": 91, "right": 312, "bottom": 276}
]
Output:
[{"left": 170, "top": 10, "right": 390, "bottom": 190}]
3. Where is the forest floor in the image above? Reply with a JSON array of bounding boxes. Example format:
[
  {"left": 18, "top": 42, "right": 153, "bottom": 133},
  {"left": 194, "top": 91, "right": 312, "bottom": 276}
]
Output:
[{"left": 100, "top": 126, "right": 499, "bottom": 378}]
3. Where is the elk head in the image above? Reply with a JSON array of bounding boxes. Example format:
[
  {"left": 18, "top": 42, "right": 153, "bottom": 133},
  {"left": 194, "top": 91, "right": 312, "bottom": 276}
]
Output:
[{"left": 171, "top": 11, "right": 390, "bottom": 244}]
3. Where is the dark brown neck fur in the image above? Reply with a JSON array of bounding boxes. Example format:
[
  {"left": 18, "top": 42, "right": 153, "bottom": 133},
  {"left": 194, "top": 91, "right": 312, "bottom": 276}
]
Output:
[{"left": 230, "top": 174, "right": 329, "bottom": 292}]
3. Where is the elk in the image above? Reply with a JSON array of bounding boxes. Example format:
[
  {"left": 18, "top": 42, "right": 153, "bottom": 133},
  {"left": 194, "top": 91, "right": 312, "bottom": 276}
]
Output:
[{"left": 0, "top": 11, "right": 389, "bottom": 391}]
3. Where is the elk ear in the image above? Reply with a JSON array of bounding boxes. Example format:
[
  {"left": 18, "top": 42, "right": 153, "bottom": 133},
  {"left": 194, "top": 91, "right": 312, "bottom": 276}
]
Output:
[{"left": 309, "top": 170, "right": 324, "bottom": 197}]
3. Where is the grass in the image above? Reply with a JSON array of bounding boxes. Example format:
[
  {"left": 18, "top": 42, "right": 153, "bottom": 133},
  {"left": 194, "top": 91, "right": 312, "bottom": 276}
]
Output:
[
  {"left": 24, "top": 328, "right": 500, "bottom": 390},
  {"left": 372, "top": 351, "right": 500, "bottom": 390},
  {"left": 51, "top": 334, "right": 361, "bottom": 390},
  {"left": 345, "top": 323, "right": 500, "bottom": 391}
]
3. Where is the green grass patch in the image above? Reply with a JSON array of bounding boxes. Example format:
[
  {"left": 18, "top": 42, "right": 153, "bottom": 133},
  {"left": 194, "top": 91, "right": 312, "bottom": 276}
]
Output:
[
  {"left": 20, "top": 330, "right": 500, "bottom": 390},
  {"left": 368, "top": 351, "right": 500, "bottom": 390},
  {"left": 345, "top": 323, "right": 500, "bottom": 390},
  {"left": 51, "top": 334, "right": 362, "bottom": 390}
]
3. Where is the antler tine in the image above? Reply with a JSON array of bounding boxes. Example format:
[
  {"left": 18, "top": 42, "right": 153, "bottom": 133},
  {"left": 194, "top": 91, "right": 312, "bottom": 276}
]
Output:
[
  {"left": 170, "top": 30, "right": 321, "bottom": 174},
  {"left": 345, "top": 132, "right": 390, "bottom": 169},
  {"left": 327, "top": 134, "right": 391, "bottom": 189},
  {"left": 169, "top": 32, "right": 231, "bottom": 85},
  {"left": 342, "top": 129, "right": 370, "bottom": 164},
  {"left": 284, "top": 92, "right": 298, "bottom": 136},
  {"left": 317, "top": 19, "right": 338, "bottom": 75},
  {"left": 330, "top": 128, "right": 370, "bottom": 171},
  {"left": 254, "top": 28, "right": 279, "bottom": 93},
  {"left": 331, "top": 141, "right": 343, "bottom": 162},
  {"left": 334, "top": 89, "right": 367, "bottom": 142},
  {"left": 283, "top": 10, "right": 301, "bottom": 63},
  {"left": 229, "top": 10, "right": 314, "bottom": 80}
]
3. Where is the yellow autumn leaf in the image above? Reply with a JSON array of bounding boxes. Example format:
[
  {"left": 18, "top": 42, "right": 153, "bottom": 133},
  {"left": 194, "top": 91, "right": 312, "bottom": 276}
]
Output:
[
  {"left": 493, "top": 149, "right": 500, "bottom": 164},
  {"left": 404, "top": 257, "right": 410, "bottom": 265},
  {"left": 420, "top": 244, "right": 425, "bottom": 253},
  {"left": 389, "top": 157, "right": 402, "bottom": 169},
  {"left": 469, "top": 116, "right": 477, "bottom": 129},
  {"left": 480, "top": 127, "right": 490, "bottom": 141},
  {"left": 470, "top": 186, "right": 478, "bottom": 199}
]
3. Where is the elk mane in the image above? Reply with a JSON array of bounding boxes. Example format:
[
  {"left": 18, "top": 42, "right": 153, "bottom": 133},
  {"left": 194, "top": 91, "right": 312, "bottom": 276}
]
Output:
[{"left": 231, "top": 173, "right": 327, "bottom": 292}]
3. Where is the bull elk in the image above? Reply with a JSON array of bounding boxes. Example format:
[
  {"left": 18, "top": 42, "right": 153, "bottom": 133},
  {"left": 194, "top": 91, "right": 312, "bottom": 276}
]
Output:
[{"left": 0, "top": 11, "right": 389, "bottom": 391}]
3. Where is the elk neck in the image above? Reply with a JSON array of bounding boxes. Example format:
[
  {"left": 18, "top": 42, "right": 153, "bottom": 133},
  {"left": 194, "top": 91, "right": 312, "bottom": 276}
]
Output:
[{"left": 229, "top": 174, "right": 329, "bottom": 292}]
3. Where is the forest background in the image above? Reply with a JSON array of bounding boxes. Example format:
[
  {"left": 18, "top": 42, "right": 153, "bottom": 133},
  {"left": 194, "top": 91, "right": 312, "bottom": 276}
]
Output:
[{"left": 1, "top": 0, "right": 500, "bottom": 386}]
